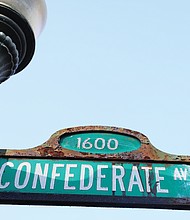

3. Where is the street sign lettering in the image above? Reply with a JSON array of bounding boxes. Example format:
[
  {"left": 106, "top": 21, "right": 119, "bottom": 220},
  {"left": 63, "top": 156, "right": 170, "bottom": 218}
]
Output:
[
  {"left": 0, "top": 159, "right": 189, "bottom": 197},
  {"left": 0, "top": 126, "right": 190, "bottom": 210},
  {"left": 60, "top": 132, "right": 141, "bottom": 154}
]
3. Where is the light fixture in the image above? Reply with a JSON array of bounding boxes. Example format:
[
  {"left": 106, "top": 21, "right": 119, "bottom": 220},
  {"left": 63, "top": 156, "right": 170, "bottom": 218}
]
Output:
[{"left": 0, "top": 0, "right": 47, "bottom": 83}]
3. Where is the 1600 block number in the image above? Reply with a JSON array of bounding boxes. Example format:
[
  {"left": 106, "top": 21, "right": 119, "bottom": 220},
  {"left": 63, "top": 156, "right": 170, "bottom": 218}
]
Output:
[{"left": 76, "top": 138, "right": 118, "bottom": 151}]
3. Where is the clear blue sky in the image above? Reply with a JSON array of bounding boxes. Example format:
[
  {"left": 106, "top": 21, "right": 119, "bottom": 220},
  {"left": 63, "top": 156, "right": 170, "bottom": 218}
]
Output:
[{"left": 1, "top": 0, "right": 190, "bottom": 219}]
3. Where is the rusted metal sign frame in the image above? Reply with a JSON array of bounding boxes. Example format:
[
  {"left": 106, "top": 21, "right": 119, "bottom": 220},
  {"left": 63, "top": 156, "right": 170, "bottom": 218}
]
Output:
[{"left": 0, "top": 125, "right": 190, "bottom": 210}]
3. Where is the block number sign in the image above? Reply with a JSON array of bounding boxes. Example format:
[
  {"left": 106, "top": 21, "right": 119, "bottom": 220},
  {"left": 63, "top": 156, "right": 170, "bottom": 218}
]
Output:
[{"left": 0, "top": 126, "right": 190, "bottom": 210}]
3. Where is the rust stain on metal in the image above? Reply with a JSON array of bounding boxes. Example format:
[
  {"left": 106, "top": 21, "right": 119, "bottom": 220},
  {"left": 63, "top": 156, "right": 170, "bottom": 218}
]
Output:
[{"left": 1, "top": 125, "right": 190, "bottom": 163}]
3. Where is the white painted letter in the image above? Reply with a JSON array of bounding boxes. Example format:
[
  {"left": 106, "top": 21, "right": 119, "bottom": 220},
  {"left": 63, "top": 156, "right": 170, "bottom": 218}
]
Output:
[
  {"left": 141, "top": 166, "right": 152, "bottom": 193},
  {"left": 174, "top": 168, "right": 187, "bottom": 181},
  {"left": 32, "top": 163, "right": 49, "bottom": 189},
  {"left": 112, "top": 165, "right": 125, "bottom": 192},
  {"left": 80, "top": 164, "right": 94, "bottom": 190},
  {"left": 15, "top": 162, "right": 31, "bottom": 189},
  {"left": 97, "top": 165, "right": 108, "bottom": 191},
  {"left": 64, "top": 164, "right": 77, "bottom": 190},
  {"left": 50, "top": 164, "right": 64, "bottom": 189},
  {"left": 128, "top": 166, "right": 144, "bottom": 192},
  {"left": 155, "top": 167, "right": 168, "bottom": 193},
  {"left": 0, "top": 162, "right": 14, "bottom": 189}
]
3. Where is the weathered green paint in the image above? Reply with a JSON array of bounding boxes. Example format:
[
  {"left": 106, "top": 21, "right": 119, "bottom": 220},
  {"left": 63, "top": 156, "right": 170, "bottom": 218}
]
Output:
[
  {"left": 0, "top": 158, "right": 189, "bottom": 199},
  {"left": 1, "top": 125, "right": 190, "bottom": 209},
  {"left": 59, "top": 132, "right": 141, "bottom": 154}
]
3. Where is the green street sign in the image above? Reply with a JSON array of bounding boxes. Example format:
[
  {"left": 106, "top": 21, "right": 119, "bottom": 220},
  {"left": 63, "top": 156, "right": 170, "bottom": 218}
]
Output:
[
  {"left": 0, "top": 126, "right": 190, "bottom": 210},
  {"left": 1, "top": 159, "right": 189, "bottom": 198}
]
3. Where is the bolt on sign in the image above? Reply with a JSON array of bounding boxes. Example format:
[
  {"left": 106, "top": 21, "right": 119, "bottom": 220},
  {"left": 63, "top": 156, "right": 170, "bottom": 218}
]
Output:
[{"left": 0, "top": 126, "right": 190, "bottom": 210}]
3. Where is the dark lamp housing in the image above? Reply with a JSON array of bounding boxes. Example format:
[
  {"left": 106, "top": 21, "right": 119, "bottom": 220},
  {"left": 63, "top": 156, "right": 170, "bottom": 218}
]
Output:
[{"left": 0, "top": 0, "right": 47, "bottom": 83}]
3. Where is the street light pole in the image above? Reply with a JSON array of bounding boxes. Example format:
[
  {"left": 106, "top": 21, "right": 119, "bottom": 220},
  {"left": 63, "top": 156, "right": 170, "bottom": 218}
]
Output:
[{"left": 0, "top": 0, "right": 47, "bottom": 83}]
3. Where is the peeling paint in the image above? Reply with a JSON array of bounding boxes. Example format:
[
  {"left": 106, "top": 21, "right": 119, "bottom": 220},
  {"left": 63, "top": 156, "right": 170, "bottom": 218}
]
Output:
[
  {"left": 0, "top": 126, "right": 189, "bottom": 164},
  {"left": 0, "top": 126, "right": 190, "bottom": 210}
]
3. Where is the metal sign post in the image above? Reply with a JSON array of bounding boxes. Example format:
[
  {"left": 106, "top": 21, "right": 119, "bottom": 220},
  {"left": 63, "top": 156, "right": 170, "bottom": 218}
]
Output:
[{"left": 0, "top": 126, "right": 190, "bottom": 210}]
